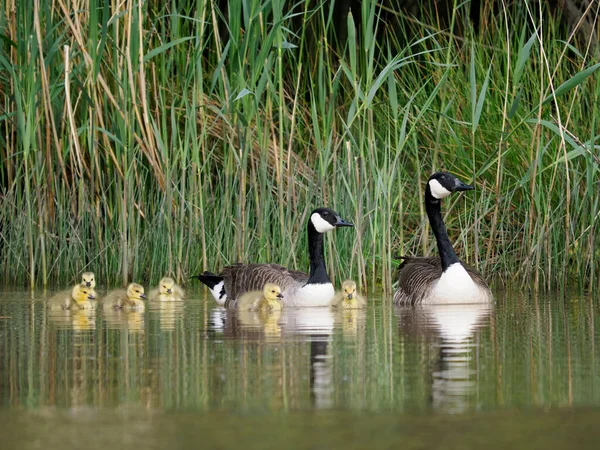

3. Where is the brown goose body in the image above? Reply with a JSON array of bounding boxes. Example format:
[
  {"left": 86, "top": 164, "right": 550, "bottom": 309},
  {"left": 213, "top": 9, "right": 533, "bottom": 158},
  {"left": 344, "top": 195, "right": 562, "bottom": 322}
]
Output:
[
  {"left": 393, "top": 257, "right": 492, "bottom": 306},
  {"left": 222, "top": 263, "right": 308, "bottom": 308}
]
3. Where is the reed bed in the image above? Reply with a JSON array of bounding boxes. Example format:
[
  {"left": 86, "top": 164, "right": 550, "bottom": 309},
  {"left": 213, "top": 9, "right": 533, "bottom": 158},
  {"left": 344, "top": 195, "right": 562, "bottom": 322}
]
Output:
[{"left": 1, "top": 0, "right": 599, "bottom": 292}]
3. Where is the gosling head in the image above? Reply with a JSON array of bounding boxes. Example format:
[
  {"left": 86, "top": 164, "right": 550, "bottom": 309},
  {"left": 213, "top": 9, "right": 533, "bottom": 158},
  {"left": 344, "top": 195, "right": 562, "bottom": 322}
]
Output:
[
  {"left": 426, "top": 172, "right": 474, "bottom": 201},
  {"left": 263, "top": 283, "right": 283, "bottom": 303},
  {"left": 72, "top": 283, "right": 96, "bottom": 302},
  {"left": 342, "top": 280, "right": 357, "bottom": 301},
  {"left": 81, "top": 272, "right": 96, "bottom": 288},
  {"left": 126, "top": 283, "right": 147, "bottom": 301},
  {"left": 309, "top": 207, "right": 354, "bottom": 234},
  {"left": 159, "top": 277, "right": 175, "bottom": 295}
]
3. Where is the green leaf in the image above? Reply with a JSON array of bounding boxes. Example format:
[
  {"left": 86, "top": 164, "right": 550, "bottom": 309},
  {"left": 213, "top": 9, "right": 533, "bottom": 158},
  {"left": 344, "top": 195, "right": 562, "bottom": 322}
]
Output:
[
  {"left": 514, "top": 30, "right": 536, "bottom": 87},
  {"left": 144, "top": 36, "right": 195, "bottom": 62},
  {"left": 542, "top": 62, "right": 600, "bottom": 105}
]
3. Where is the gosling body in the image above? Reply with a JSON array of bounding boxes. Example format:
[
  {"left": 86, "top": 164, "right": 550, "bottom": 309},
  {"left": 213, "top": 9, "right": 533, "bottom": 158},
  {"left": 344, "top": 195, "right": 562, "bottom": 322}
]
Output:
[
  {"left": 236, "top": 283, "right": 284, "bottom": 312},
  {"left": 330, "top": 280, "right": 366, "bottom": 309},
  {"left": 103, "top": 283, "right": 147, "bottom": 312},
  {"left": 48, "top": 284, "right": 96, "bottom": 310},
  {"left": 149, "top": 277, "right": 184, "bottom": 301}
]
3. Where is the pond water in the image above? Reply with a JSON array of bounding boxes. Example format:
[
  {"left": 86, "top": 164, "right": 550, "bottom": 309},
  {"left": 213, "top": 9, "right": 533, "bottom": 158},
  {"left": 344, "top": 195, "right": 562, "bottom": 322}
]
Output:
[{"left": 1, "top": 288, "right": 599, "bottom": 449}]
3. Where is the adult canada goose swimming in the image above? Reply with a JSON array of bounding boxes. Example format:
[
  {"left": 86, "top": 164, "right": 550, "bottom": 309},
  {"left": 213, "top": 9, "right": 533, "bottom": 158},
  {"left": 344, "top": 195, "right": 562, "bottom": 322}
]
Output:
[
  {"left": 330, "top": 280, "right": 366, "bottom": 309},
  {"left": 48, "top": 284, "right": 96, "bottom": 310},
  {"left": 149, "top": 277, "right": 185, "bottom": 301},
  {"left": 393, "top": 172, "right": 493, "bottom": 305},
  {"left": 237, "top": 283, "right": 284, "bottom": 312},
  {"left": 103, "top": 283, "right": 147, "bottom": 312},
  {"left": 193, "top": 207, "right": 354, "bottom": 307}
]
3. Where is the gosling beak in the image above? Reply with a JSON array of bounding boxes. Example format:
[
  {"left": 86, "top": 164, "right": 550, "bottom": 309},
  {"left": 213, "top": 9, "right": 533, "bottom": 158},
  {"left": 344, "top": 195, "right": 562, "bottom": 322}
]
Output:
[
  {"left": 85, "top": 282, "right": 91, "bottom": 287},
  {"left": 334, "top": 215, "right": 354, "bottom": 227},
  {"left": 140, "top": 293, "right": 147, "bottom": 299},
  {"left": 454, "top": 179, "right": 474, "bottom": 192},
  {"left": 88, "top": 293, "right": 96, "bottom": 300},
  {"left": 347, "top": 293, "right": 353, "bottom": 300},
  {"left": 276, "top": 293, "right": 284, "bottom": 299},
  {"left": 167, "top": 289, "right": 172, "bottom": 294}
]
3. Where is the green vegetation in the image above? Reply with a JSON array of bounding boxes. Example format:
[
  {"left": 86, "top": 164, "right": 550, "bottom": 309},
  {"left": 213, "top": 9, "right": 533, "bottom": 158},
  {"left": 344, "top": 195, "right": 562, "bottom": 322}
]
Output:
[{"left": 1, "top": 1, "right": 599, "bottom": 291}]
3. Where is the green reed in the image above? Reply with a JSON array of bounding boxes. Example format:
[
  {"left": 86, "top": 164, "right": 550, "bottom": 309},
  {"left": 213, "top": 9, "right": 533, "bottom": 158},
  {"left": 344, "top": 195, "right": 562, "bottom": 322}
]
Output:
[{"left": 1, "top": 0, "right": 599, "bottom": 292}]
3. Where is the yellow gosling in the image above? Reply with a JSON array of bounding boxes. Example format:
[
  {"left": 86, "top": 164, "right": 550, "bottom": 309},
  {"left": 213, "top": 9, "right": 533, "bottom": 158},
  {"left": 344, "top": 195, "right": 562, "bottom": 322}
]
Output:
[
  {"left": 48, "top": 284, "right": 95, "bottom": 310},
  {"left": 103, "top": 283, "right": 146, "bottom": 312},
  {"left": 149, "top": 277, "right": 185, "bottom": 301},
  {"left": 70, "top": 283, "right": 97, "bottom": 310},
  {"left": 237, "top": 283, "right": 283, "bottom": 312},
  {"left": 81, "top": 272, "right": 97, "bottom": 298},
  {"left": 330, "top": 280, "right": 366, "bottom": 309}
]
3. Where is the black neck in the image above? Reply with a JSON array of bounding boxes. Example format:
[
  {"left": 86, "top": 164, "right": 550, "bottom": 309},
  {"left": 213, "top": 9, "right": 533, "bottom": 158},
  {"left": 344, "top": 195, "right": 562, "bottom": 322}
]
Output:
[
  {"left": 307, "top": 222, "right": 331, "bottom": 284},
  {"left": 425, "top": 188, "right": 460, "bottom": 272}
]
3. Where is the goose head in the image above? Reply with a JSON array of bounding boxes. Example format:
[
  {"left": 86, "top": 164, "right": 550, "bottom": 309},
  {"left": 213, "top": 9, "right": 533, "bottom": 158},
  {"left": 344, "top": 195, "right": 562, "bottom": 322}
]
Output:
[
  {"left": 263, "top": 283, "right": 284, "bottom": 306},
  {"left": 127, "top": 283, "right": 147, "bottom": 301},
  {"left": 159, "top": 277, "right": 175, "bottom": 295},
  {"left": 309, "top": 207, "right": 354, "bottom": 233},
  {"left": 426, "top": 172, "right": 474, "bottom": 201},
  {"left": 341, "top": 280, "right": 357, "bottom": 301},
  {"left": 81, "top": 272, "right": 96, "bottom": 288},
  {"left": 72, "top": 284, "right": 96, "bottom": 302}
]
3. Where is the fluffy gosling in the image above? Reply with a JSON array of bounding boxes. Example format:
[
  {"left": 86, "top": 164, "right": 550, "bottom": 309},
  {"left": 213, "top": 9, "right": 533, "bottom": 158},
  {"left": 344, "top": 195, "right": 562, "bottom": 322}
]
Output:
[
  {"left": 103, "top": 283, "right": 146, "bottom": 312},
  {"left": 330, "top": 280, "right": 366, "bottom": 309},
  {"left": 237, "top": 283, "right": 283, "bottom": 312},
  {"left": 48, "top": 283, "right": 96, "bottom": 310},
  {"left": 149, "top": 277, "right": 185, "bottom": 301},
  {"left": 81, "top": 272, "right": 97, "bottom": 298}
]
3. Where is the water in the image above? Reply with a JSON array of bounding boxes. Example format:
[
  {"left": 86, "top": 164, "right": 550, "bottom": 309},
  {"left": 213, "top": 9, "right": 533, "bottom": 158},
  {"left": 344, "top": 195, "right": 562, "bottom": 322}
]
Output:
[{"left": 1, "top": 288, "right": 599, "bottom": 449}]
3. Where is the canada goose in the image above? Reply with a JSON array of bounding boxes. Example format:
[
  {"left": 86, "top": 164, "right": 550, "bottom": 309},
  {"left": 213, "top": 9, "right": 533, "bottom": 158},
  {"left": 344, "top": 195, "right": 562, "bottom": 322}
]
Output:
[
  {"left": 193, "top": 207, "right": 354, "bottom": 307},
  {"left": 149, "top": 277, "right": 184, "bottom": 301},
  {"left": 48, "top": 284, "right": 96, "bottom": 310},
  {"left": 330, "top": 280, "right": 366, "bottom": 308},
  {"left": 393, "top": 172, "right": 493, "bottom": 305},
  {"left": 236, "top": 283, "right": 284, "bottom": 312},
  {"left": 103, "top": 283, "right": 147, "bottom": 312}
]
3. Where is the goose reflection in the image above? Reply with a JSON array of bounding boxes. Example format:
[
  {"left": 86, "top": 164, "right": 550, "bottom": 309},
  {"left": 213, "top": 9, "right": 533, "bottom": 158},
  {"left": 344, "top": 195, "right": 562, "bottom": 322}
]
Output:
[{"left": 396, "top": 303, "right": 492, "bottom": 413}]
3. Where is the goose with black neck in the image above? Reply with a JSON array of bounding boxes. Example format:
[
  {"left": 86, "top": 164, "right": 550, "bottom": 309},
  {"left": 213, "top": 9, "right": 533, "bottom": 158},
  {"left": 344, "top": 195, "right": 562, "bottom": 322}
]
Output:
[
  {"left": 194, "top": 207, "right": 354, "bottom": 307},
  {"left": 394, "top": 172, "right": 493, "bottom": 305}
]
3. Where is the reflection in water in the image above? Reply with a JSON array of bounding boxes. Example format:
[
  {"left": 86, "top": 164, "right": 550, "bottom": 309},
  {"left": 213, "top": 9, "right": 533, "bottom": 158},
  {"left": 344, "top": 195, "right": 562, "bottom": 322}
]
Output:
[
  {"left": 148, "top": 300, "right": 184, "bottom": 331},
  {"left": 1, "top": 289, "right": 600, "bottom": 420},
  {"left": 396, "top": 304, "right": 491, "bottom": 413}
]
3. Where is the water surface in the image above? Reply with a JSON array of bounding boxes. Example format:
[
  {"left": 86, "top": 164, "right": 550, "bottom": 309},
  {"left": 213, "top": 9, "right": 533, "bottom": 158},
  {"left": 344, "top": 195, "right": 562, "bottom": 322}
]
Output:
[{"left": 1, "top": 288, "right": 599, "bottom": 448}]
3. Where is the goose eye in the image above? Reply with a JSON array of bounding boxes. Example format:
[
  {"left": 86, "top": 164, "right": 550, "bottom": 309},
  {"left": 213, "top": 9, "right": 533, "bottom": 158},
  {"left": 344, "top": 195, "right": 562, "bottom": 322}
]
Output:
[{"left": 322, "top": 211, "right": 329, "bottom": 216}]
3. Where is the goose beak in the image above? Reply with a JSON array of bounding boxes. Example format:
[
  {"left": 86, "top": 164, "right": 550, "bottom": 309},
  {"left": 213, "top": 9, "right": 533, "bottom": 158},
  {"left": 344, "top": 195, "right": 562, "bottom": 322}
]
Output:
[
  {"left": 454, "top": 180, "right": 474, "bottom": 192},
  {"left": 334, "top": 216, "right": 354, "bottom": 227},
  {"left": 276, "top": 293, "right": 284, "bottom": 299}
]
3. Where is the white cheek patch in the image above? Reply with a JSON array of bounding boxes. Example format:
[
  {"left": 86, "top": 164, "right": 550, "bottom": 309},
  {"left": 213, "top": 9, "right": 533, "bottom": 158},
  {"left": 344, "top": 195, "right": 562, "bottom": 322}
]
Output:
[
  {"left": 311, "top": 213, "right": 335, "bottom": 233},
  {"left": 429, "top": 179, "right": 452, "bottom": 199}
]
